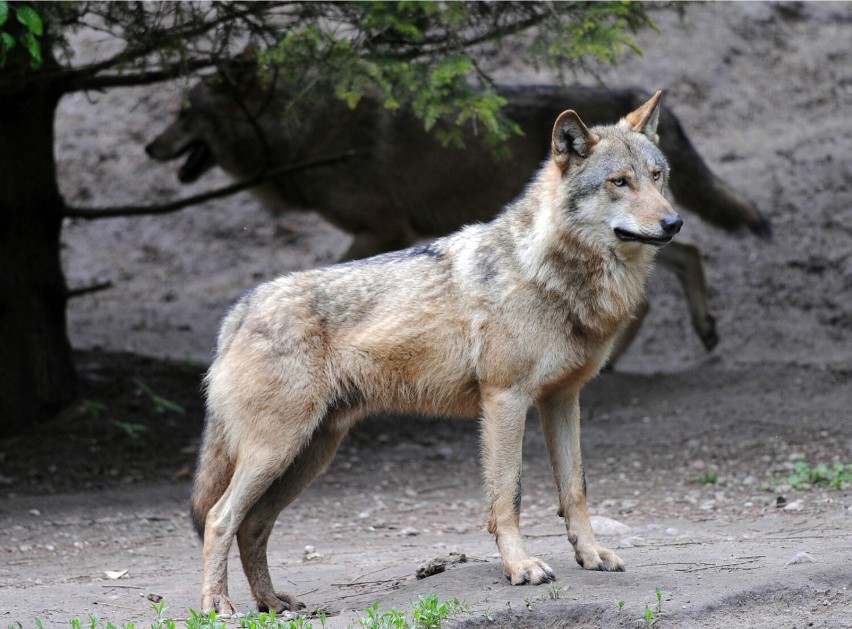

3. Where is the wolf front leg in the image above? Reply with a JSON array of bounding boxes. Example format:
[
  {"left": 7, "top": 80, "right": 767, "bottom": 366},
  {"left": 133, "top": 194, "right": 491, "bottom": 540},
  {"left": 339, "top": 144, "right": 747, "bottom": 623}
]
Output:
[
  {"left": 538, "top": 390, "right": 625, "bottom": 572},
  {"left": 481, "top": 387, "right": 556, "bottom": 585}
]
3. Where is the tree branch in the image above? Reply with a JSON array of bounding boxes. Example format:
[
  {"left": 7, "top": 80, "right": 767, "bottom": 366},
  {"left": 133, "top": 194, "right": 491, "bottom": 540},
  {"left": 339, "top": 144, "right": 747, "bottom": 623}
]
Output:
[
  {"left": 64, "top": 150, "right": 364, "bottom": 220},
  {"left": 64, "top": 57, "right": 217, "bottom": 92},
  {"left": 67, "top": 280, "right": 114, "bottom": 299}
]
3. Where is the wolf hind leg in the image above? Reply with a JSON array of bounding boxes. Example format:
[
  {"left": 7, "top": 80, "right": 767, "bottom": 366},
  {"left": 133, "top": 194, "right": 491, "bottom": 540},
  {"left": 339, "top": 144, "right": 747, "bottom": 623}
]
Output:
[
  {"left": 237, "top": 419, "right": 350, "bottom": 613},
  {"left": 201, "top": 418, "right": 324, "bottom": 615},
  {"left": 606, "top": 241, "right": 717, "bottom": 369},
  {"left": 657, "top": 242, "right": 718, "bottom": 351},
  {"left": 604, "top": 298, "right": 650, "bottom": 370}
]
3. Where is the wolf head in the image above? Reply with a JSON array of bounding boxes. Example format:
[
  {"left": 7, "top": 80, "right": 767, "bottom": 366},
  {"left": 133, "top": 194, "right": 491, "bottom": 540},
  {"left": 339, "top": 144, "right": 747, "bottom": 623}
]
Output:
[
  {"left": 550, "top": 91, "right": 682, "bottom": 248},
  {"left": 145, "top": 51, "right": 286, "bottom": 183}
]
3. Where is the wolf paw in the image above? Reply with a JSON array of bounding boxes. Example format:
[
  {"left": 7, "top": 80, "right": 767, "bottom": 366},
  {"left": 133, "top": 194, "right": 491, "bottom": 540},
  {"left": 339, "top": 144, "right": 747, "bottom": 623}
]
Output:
[
  {"left": 504, "top": 557, "right": 556, "bottom": 585},
  {"left": 257, "top": 591, "right": 306, "bottom": 613},
  {"left": 574, "top": 545, "right": 625, "bottom": 572},
  {"left": 699, "top": 314, "right": 719, "bottom": 351},
  {"left": 202, "top": 593, "right": 238, "bottom": 617}
]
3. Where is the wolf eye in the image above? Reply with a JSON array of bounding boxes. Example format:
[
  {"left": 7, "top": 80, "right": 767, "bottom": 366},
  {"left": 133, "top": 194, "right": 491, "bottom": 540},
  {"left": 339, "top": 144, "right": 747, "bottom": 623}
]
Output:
[
  {"left": 611, "top": 177, "right": 627, "bottom": 187},
  {"left": 652, "top": 170, "right": 662, "bottom": 181}
]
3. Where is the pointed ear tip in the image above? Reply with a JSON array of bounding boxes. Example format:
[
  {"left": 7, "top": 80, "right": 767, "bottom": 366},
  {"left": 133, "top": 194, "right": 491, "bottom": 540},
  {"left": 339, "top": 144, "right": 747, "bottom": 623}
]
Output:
[{"left": 555, "top": 109, "right": 580, "bottom": 123}]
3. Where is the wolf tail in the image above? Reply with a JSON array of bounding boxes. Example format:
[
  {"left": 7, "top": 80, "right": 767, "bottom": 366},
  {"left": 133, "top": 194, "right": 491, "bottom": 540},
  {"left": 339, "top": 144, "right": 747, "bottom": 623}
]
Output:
[{"left": 190, "top": 412, "right": 235, "bottom": 540}]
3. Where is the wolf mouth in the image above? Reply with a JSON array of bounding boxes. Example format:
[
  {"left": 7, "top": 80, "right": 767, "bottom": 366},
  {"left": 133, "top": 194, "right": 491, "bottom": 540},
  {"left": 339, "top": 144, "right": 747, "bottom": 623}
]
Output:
[
  {"left": 178, "top": 141, "right": 213, "bottom": 183},
  {"left": 613, "top": 227, "right": 672, "bottom": 247}
]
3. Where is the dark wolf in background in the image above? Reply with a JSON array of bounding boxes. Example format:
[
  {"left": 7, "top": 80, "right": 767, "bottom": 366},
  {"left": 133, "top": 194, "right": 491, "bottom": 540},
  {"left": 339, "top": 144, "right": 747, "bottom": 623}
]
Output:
[
  {"left": 192, "top": 92, "right": 682, "bottom": 615},
  {"left": 147, "top": 69, "right": 768, "bottom": 363}
]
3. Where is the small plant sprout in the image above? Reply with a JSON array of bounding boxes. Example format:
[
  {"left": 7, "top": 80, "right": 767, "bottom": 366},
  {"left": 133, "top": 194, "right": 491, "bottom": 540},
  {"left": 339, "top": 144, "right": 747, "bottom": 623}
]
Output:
[
  {"left": 112, "top": 420, "right": 149, "bottom": 440},
  {"left": 82, "top": 399, "right": 107, "bottom": 418},
  {"left": 548, "top": 582, "right": 563, "bottom": 600},
  {"left": 616, "top": 598, "right": 625, "bottom": 613},
  {"left": 698, "top": 471, "right": 718, "bottom": 485},
  {"left": 134, "top": 378, "right": 186, "bottom": 416},
  {"left": 639, "top": 604, "right": 656, "bottom": 627}
]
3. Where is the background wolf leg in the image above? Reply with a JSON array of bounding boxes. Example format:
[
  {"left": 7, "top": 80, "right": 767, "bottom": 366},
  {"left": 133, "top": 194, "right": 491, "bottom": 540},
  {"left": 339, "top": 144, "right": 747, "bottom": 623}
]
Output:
[
  {"left": 657, "top": 241, "right": 718, "bottom": 350},
  {"left": 605, "top": 241, "right": 718, "bottom": 368}
]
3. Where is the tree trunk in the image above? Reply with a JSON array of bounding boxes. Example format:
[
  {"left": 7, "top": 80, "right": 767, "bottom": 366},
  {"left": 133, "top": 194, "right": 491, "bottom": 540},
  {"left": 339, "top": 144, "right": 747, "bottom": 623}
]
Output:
[{"left": 0, "top": 84, "right": 76, "bottom": 438}]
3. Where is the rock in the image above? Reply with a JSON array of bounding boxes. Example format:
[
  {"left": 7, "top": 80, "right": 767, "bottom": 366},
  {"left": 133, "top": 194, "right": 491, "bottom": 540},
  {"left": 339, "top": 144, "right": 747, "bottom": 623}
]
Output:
[
  {"left": 104, "top": 569, "right": 128, "bottom": 579},
  {"left": 416, "top": 552, "right": 467, "bottom": 579},
  {"left": 590, "top": 515, "right": 630, "bottom": 536},
  {"left": 787, "top": 552, "right": 815, "bottom": 565},
  {"left": 784, "top": 500, "right": 804, "bottom": 512}
]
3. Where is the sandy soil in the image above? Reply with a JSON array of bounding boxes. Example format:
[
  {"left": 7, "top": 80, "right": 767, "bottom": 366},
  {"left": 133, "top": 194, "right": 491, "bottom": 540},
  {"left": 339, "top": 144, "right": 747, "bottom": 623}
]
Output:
[{"left": 1, "top": 2, "right": 851, "bottom": 627}]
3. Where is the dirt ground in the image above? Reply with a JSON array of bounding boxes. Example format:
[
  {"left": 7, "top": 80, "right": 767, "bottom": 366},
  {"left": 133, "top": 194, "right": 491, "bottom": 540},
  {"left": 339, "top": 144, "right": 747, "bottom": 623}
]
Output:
[{"left": 1, "top": 2, "right": 851, "bottom": 627}]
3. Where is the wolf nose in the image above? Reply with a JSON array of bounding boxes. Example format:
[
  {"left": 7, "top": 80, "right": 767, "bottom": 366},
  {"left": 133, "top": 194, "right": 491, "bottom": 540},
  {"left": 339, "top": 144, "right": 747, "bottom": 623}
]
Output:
[{"left": 660, "top": 214, "right": 683, "bottom": 236}]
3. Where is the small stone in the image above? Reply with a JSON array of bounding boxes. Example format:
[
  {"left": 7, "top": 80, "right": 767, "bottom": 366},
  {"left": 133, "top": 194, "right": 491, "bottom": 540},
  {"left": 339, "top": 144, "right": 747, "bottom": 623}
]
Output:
[
  {"left": 416, "top": 553, "right": 467, "bottom": 579},
  {"left": 28, "top": 509, "right": 40, "bottom": 516},
  {"left": 787, "top": 552, "right": 815, "bottom": 565},
  {"left": 104, "top": 570, "right": 128, "bottom": 580},
  {"left": 784, "top": 500, "right": 804, "bottom": 512},
  {"left": 146, "top": 593, "right": 163, "bottom": 603},
  {"left": 590, "top": 516, "right": 630, "bottom": 536},
  {"left": 304, "top": 545, "right": 315, "bottom": 555},
  {"left": 664, "top": 527, "right": 679, "bottom": 537}
]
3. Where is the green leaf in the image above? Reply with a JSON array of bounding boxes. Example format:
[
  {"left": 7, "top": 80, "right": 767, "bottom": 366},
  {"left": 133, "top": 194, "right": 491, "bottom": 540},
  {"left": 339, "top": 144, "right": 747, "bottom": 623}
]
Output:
[
  {"left": 15, "top": 4, "right": 43, "bottom": 36},
  {"left": 20, "top": 30, "right": 41, "bottom": 68},
  {"left": 1, "top": 30, "right": 14, "bottom": 52},
  {"left": 0, "top": 2, "right": 9, "bottom": 27}
]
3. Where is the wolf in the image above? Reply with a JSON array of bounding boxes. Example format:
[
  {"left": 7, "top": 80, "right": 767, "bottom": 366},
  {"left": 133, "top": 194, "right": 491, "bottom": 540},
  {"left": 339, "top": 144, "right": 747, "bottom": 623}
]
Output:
[
  {"left": 192, "top": 91, "right": 681, "bottom": 615},
  {"left": 147, "top": 69, "right": 768, "bottom": 363}
]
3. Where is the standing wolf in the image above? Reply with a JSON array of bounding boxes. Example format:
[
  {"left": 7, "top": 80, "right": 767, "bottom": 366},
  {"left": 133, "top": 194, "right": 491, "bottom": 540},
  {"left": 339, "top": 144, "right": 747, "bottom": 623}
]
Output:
[
  {"left": 193, "top": 92, "right": 680, "bottom": 614},
  {"left": 148, "top": 73, "right": 768, "bottom": 363}
]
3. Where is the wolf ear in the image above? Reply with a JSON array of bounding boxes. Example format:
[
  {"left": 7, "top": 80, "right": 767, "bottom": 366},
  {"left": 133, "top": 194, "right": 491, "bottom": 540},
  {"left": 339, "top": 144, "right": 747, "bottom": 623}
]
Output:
[
  {"left": 623, "top": 90, "right": 662, "bottom": 143},
  {"left": 552, "top": 110, "right": 599, "bottom": 171}
]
